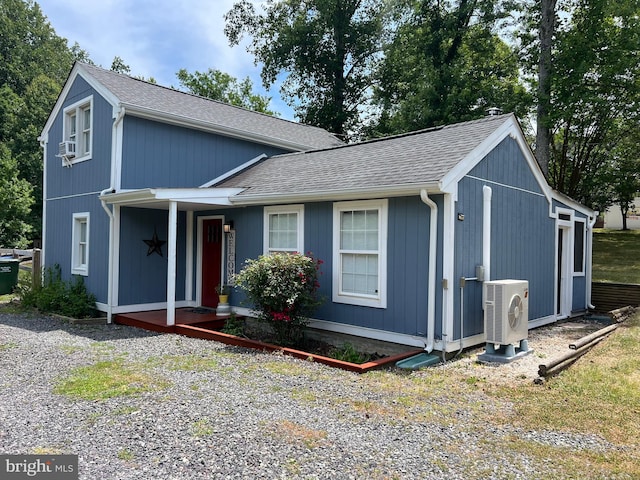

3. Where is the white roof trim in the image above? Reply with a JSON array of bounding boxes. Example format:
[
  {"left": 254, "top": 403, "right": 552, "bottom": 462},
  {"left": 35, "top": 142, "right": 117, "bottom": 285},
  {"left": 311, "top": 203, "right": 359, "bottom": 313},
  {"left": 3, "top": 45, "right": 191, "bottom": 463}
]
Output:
[
  {"left": 200, "top": 153, "right": 267, "bottom": 188},
  {"left": 100, "top": 187, "right": 245, "bottom": 208},
  {"left": 228, "top": 182, "right": 442, "bottom": 206},
  {"left": 440, "top": 115, "right": 553, "bottom": 205},
  {"left": 40, "top": 63, "right": 120, "bottom": 139},
  {"left": 122, "top": 105, "right": 317, "bottom": 152}
]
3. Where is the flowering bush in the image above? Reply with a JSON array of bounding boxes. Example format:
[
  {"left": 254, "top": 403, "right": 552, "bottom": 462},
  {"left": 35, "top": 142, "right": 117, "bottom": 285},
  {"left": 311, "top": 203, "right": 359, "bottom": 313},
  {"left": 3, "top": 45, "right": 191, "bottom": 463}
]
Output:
[{"left": 234, "top": 252, "right": 323, "bottom": 346}]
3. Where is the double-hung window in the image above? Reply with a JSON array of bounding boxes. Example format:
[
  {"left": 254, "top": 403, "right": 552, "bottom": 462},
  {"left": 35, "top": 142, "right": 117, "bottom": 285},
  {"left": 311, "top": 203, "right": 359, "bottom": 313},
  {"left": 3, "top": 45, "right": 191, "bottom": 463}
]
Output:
[
  {"left": 71, "top": 213, "right": 90, "bottom": 276},
  {"left": 62, "top": 96, "right": 93, "bottom": 165},
  {"left": 264, "top": 205, "right": 304, "bottom": 255},
  {"left": 333, "top": 199, "right": 387, "bottom": 308}
]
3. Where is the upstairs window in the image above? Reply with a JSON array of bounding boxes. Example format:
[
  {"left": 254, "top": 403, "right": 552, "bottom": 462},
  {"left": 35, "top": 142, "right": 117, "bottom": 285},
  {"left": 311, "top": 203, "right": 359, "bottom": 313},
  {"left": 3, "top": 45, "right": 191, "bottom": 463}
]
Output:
[
  {"left": 62, "top": 96, "right": 93, "bottom": 165},
  {"left": 264, "top": 205, "right": 304, "bottom": 255},
  {"left": 333, "top": 199, "right": 388, "bottom": 308},
  {"left": 71, "top": 213, "right": 90, "bottom": 276}
]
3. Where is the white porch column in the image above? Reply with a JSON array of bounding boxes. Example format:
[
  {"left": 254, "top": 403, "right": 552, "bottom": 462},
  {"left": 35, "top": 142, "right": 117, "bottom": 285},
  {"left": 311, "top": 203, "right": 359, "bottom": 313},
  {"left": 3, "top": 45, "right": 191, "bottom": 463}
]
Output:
[{"left": 167, "top": 201, "right": 178, "bottom": 326}]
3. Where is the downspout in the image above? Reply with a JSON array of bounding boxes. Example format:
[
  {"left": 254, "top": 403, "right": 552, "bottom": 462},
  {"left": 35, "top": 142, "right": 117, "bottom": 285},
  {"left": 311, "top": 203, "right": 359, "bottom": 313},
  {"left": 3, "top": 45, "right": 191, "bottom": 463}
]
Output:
[
  {"left": 420, "top": 189, "right": 438, "bottom": 353},
  {"left": 586, "top": 214, "right": 597, "bottom": 310},
  {"left": 99, "top": 106, "right": 125, "bottom": 323}
]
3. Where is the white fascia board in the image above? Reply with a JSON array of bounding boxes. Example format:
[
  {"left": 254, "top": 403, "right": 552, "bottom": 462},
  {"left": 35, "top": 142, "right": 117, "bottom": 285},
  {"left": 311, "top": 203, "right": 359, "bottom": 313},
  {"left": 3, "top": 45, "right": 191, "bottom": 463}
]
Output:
[
  {"left": 551, "top": 190, "right": 597, "bottom": 218},
  {"left": 122, "top": 104, "right": 316, "bottom": 152},
  {"left": 440, "top": 115, "right": 553, "bottom": 206},
  {"left": 40, "top": 63, "right": 120, "bottom": 139},
  {"left": 228, "top": 182, "right": 442, "bottom": 206},
  {"left": 100, "top": 188, "right": 244, "bottom": 207},
  {"left": 200, "top": 154, "right": 267, "bottom": 188}
]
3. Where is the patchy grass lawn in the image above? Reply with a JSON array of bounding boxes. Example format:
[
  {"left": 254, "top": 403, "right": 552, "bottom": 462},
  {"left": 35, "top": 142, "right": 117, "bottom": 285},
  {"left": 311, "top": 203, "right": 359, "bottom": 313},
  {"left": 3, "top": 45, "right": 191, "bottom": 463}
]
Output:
[{"left": 593, "top": 228, "right": 640, "bottom": 283}]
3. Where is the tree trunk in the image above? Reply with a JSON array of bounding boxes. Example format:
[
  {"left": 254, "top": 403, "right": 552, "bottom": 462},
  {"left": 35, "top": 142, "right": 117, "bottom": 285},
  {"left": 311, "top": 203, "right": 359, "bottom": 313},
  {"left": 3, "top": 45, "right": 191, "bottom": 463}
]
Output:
[
  {"left": 536, "top": 0, "right": 557, "bottom": 178},
  {"left": 621, "top": 205, "right": 629, "bottom": 230}
]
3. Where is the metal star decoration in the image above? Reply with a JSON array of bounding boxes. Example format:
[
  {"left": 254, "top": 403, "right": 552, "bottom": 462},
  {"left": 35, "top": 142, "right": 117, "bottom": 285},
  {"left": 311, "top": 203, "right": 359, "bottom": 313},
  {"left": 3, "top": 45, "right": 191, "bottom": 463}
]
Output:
[{"left": 143, "top": 228, "right": 166, "bottom": 257}]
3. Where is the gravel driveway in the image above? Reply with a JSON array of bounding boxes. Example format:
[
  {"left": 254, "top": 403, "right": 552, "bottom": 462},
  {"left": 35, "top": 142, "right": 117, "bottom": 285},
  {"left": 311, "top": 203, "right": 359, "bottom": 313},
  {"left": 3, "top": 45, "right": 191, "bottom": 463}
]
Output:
[{"left": 0, "top": 312, "right": 615, "bottom": 479}]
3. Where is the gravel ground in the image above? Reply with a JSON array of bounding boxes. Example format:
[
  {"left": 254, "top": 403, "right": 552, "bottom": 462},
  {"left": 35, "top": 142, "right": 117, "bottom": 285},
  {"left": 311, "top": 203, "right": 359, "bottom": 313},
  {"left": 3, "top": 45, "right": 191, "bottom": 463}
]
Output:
[{"left": 0, "top": 311, "right": 618, "bottom": 479}]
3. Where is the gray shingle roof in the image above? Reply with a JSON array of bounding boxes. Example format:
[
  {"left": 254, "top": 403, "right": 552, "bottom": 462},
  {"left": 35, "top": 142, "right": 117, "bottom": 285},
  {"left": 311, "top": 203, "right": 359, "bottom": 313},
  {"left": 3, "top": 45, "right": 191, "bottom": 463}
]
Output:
[
  {"left": 217, "top": 114, "right": 514, "bottom": 198},
  {"left": 79, "top": 63, "right": 343, "bottom": 150}
]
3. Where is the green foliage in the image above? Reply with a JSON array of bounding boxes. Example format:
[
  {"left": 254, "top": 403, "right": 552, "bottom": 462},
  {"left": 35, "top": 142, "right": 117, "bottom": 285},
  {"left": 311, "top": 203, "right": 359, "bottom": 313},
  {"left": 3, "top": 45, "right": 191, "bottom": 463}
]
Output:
[
  {"left": 0, "top": 143, "right": 33, "bottom": 247},
  {"left": 176, "top": 68, "right": 275, "bottom": 115},
  {"left": 234, "top": 253, "right": 323, "bottom": 346},
  {"left": 371, "top": 0, "right": 530, "bottom": 134},
  {"left": 19, "top": 264, "right": 97, "bottom": 318},
  {"left": 225, "top": 0, "right": 384, "bottom": 137},
  {"left": 544, "top": 0, "right": 640, "bottom": 208},
  {"left": 221, "top": 312, "right": 245, "bottom": 336},
  {"left": 329, "top": 342, "right": 369, "bottom": 364},
  {"left": 0, "top": 0, "right": 90, "bottom": 241}
]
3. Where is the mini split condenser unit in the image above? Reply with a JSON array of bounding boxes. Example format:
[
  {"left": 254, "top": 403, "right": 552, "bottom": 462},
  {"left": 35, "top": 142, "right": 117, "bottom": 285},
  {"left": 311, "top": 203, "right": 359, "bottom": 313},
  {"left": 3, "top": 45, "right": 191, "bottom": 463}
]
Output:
[{"left": 484, "top": 279, "right": 529, "bottom": 345}]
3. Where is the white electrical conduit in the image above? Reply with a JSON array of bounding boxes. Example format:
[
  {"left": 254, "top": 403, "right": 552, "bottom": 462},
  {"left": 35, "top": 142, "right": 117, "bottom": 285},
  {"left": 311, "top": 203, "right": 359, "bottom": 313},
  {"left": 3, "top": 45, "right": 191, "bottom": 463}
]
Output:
[
  {"left": 483, "top": 185, "right": 492, "bottom": 283},
  {"left": 420, "top": 190, "right": 438, "bottom": 353}
]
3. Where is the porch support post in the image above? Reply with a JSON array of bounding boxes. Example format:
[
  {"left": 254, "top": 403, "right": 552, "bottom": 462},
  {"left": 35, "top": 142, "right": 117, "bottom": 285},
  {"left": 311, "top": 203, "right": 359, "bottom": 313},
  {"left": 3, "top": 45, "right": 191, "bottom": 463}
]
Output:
[{"left": 167, "top": 201, "right": 178, "bottom": 326}]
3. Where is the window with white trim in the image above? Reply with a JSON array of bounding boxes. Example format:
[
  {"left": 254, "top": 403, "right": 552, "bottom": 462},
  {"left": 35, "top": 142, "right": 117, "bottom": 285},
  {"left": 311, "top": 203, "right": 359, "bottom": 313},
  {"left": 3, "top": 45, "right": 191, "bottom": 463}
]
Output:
[
  {"left": 71, "top": 213, "right": 90, "bottom": 276},
  {"left": 573, "top": 219, "right": 585, "bottom": 275},
  {"left": 333, "top": 199, "right": 388, "bottom": 308},
  {"left": 62, "top": 96, "right": 93, "bottom": 165},
  {"left": 264, "top": 205, "right": 304, "bottom": 255}
]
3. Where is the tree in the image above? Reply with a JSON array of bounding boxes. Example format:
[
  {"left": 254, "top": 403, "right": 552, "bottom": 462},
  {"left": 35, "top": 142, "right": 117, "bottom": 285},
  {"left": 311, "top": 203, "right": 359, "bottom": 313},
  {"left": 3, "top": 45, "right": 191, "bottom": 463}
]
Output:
[
  {"left": 176, "top": 68, "right": 275, "bottom": 115},
  {"left": 371, "top": 0, "right": 530, "bottom": 135},
  {"left": 225, "top": 0, "right": 384, "bottom": 138},
  {"left": 0, "top": 144, "right": 33, "bottom": 247},
  {"left": 1, "top": 0, "right": 87, "bottom": 242},
  {"left": 546, "top": 0, "right": 640, "bottom": 208},
  {"left": 535, "top": 0, "right": 557, "bottom": 177},
  {"left": 110, "top": 56, "right": 131, "bottom": 74}
]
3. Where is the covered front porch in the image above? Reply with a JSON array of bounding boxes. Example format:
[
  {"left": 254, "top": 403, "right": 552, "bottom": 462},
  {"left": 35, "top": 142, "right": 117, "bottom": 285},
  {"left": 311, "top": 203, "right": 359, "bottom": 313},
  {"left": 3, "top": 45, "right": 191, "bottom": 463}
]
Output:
[{"left": 100, "top": 187, "right": 243, "bottom": 326}]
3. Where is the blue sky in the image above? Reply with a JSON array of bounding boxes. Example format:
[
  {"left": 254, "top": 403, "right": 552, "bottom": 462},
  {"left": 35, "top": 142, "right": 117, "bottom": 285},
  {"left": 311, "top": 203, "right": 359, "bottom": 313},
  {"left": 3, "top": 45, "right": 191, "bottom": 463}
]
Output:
[{"left": 36, "top": 0, "right": 295, "bottom": 119}]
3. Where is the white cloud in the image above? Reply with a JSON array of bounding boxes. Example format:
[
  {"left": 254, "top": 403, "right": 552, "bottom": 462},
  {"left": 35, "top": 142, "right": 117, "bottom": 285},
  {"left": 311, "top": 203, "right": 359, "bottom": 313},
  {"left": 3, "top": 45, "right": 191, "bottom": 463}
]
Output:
[{"left": 37, "top": 0, "right": 293, "bottom": 117}]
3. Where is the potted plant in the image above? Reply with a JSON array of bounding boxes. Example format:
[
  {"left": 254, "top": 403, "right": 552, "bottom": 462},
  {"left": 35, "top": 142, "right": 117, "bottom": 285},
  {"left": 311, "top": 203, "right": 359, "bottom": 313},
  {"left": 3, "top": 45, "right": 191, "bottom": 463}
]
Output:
[{"left": 215, "top": 284, "right": 230, "bottom": 304}]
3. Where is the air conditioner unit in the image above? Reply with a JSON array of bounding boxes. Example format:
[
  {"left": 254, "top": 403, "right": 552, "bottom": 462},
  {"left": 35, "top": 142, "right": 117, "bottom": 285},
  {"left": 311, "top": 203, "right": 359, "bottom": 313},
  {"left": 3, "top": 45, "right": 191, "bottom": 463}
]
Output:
[
  {"left": 484, "top": 280, "right": 529, "bottom": 345},
  {"left": 58, "top": 141, "right": 76, "bottom": 158}
]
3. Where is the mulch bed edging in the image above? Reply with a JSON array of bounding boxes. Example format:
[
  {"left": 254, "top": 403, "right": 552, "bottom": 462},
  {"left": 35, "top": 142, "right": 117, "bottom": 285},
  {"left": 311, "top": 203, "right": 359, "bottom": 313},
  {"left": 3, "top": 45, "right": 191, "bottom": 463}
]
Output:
[{"left": 175, "top": 324, "right": 423, "bottom": 373}]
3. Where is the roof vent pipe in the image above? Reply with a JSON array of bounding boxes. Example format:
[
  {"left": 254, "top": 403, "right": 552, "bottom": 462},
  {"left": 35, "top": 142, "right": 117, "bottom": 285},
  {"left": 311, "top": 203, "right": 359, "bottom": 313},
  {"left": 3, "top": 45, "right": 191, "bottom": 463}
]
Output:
[{"left": 420, "top": 189, "right": 438, "bottom": 353}]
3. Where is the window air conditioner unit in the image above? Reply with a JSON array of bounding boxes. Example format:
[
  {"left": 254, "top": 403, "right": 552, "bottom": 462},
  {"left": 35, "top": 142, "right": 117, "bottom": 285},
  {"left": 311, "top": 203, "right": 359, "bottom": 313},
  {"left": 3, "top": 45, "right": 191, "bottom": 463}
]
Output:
[
  {"left": 484, "top": 279, "right": 529, "bottom": 345},
  {"left": 59, "top": 141, "right": 76, "bottom": 158}
]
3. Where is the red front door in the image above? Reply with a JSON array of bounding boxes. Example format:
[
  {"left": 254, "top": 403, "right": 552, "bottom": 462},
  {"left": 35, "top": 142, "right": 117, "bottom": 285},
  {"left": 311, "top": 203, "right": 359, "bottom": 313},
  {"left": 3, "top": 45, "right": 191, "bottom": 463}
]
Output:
[{"left": 201, "top": 218, "right": 223, "bottom": 308}]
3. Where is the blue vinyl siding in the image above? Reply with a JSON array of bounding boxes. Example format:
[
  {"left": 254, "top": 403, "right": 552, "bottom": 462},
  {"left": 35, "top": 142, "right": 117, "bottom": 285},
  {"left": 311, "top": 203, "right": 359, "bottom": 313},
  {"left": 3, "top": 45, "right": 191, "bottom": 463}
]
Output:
[
  {"left": 120, "top": 116, "right": 287, "bottom": 189},
  {"left": 44, "top": 194, "right": 110, "bottom": 304},
  {"left": 455, "top": 138, "right": 555, "bottom": 339},
  {"left": 217, "top": 197, "right": 443, "bottom": 338},
  {"left": 45, "top": 77, "right": 113, "bottom": 199},
  {"left": 118, "top": 207, "right": 187, "bottom": 305}
]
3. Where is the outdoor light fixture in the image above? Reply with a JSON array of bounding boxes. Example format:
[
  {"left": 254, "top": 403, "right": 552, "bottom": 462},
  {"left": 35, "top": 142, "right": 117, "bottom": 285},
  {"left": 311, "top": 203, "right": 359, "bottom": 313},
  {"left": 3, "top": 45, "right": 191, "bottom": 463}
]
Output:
[{"left": 223, "top": 221, "right": 234, "bottom": 233}]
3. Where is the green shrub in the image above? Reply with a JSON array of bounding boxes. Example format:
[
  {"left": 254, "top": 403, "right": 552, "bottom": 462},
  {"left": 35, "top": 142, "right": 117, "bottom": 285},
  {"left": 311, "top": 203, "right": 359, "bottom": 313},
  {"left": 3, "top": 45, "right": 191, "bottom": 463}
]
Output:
[
  {"left": 234, "top": 252, "right": 323, "bottom": 346},
  {"left": 18, "top": 264, "right": 97, "bottom": 318},
  {"left": 221, "top": 312, "right": 245, "bottom": 336}
]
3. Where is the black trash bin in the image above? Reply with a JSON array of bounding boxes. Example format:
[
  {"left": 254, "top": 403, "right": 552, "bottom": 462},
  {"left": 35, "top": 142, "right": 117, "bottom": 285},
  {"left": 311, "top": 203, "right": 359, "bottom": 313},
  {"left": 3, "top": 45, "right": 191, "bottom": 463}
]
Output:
[{"left": 0, "top": 258, "right": 20, "bottom": 294}]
